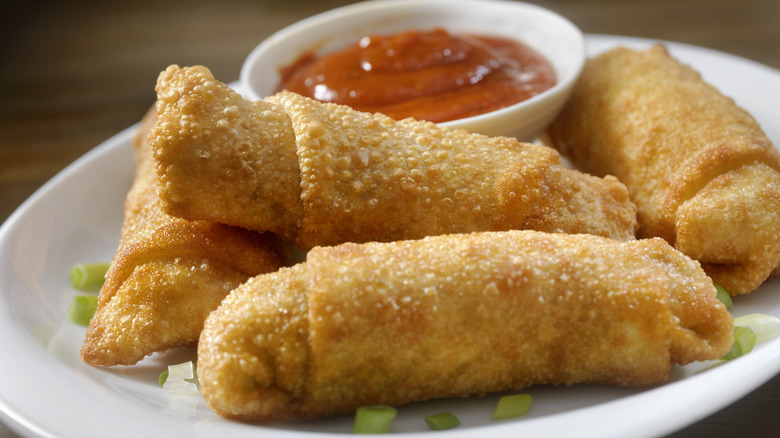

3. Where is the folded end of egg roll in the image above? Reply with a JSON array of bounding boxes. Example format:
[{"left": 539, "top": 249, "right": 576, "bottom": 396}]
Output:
[
  {"left": 519, "top": 166, "right": 638, "bottom": 239},
  {"left": 149, "top": 65, "right": 304, "bottom": 241},
  {"left": 675, "top": 161, "right": 780, "bottom": 295},
  {"left": 544, "top": 44, "right": 780, "bottom": 295},
  {"left": 81, "top": 108, "right": 289, "bottom": 367},
  {"left": 197, "top": 264, "right": 310, "bottom": 422}
]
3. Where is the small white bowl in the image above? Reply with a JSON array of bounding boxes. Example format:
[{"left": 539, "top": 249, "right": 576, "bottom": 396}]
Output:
[{"left": 240, "top": 0, "right": 584, "bottom": 140}]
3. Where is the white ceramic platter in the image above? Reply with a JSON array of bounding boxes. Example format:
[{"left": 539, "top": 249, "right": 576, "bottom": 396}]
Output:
[{"left": 1, "top": 35, "right": 779, "bottom": 438}]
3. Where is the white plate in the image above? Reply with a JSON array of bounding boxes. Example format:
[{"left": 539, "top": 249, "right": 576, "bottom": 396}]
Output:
[{"left": 1, "top": 34, "right": 779, "bottom": 438}]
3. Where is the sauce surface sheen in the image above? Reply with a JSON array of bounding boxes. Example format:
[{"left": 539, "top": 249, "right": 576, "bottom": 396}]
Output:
[{"left": 276, "top": 28, "right": 556, "bottom": 123}]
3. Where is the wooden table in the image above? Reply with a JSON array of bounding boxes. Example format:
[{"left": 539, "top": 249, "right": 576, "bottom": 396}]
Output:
[{"left": 1, "top": 1, "right": 778, "bottom": 436}]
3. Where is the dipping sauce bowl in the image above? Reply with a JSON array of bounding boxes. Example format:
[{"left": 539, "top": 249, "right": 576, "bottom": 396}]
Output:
[{"left": 241, "top": 0, "right": 584, "bottom": 140}]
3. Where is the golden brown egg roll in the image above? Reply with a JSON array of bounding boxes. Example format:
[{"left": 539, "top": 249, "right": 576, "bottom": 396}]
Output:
[
  {"left": 149, "top": 65, "right": 637, "bottom": 250},
  {"left": 197, "top": 229, "right": 733, "bottom": 423},
  {"left": 544, "top": 44, "right": 780, "bottom": 295},
  {"left": 81, "top": 109, "right": 288, "bottom": 367}
]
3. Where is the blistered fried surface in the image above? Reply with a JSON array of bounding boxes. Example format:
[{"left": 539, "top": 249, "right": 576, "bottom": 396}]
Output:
[
  {"left": 81, "top": 109, "right": 287, "bottom": 367},
  {"left": 197, "top": 230, "right": 732, "bottom": 422},
  {"left": 197, "top": 264, "right": 309, "bottom": 421},
  {"left": 150, "top": 65, "right": 302, "bottom": 241},
  {"left": 522, "top": 166, "right": 636, "bottom": 238},
  {"left": 545, "top": 44, "right": 780, "bottom": 294},
  {"left": 150, "top": 65, "right": 637, "bottom": 250},
  {"left": 676, "top": 162, "right": 780, "bottom": 294}
]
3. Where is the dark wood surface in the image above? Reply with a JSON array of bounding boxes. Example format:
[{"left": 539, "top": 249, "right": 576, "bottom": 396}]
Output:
[{"left": 1, "top": 1, "right": 778, "bottom": 436}]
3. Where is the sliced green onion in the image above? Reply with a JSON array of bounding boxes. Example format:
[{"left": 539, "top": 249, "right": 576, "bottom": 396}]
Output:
[
  {"left": 353, "top": 405, "right": 397, "bottom": 434},
  {"left": 721, "top": 326, "right": 757, "bottom": 361},
  {"left": 158, "top": 369, "right": 169, "bottom": 387},
  {"left": 167, "top": 360, "right": 195, "bottom": 381},
  {"left": 66, "top": 294, "right": 98, "bottom": 326},
  {"left": 424, "top": 411, "right": 460, "bottom": 430},
  {"left": 720, "top": 313, "right": 780, "bottom": 361},
  {"left": 713, "top": 282, "right": 732, "bottom": 309},
  {"left": 69, "top": 262, "right": 111, "bottom": 290},
  {"left": 161, "top": 361, "right": 200, "bottom": 417},
  {"left": 733, "top": 313, "right": 780, "bottom": 344},
  {"left": 492, "top": 393, "right": 532, "bottom": 419},
  {"left": 163, "top": 361, "right": 198, "bottom": 395}
]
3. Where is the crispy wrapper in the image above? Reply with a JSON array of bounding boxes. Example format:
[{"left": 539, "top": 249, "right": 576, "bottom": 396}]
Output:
[
  {"left": 544, "top": 45, "right": 780, "bottom": 295},
  {"left": 81, "top": 109, "right": 288, "bottom": 367},
  {"left": 197, "top": 230, "right": 733, "bottom": 422},
  {"left": 149, "top": 65, "right": 637, "bottom": 250}
]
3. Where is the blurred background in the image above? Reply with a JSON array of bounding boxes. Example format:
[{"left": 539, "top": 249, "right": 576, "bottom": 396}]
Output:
[
  {"left": 0, "top": 1, "right": 779, "bottom": 437},
  {"left": 1, "top": 0, "right": 779, "bottom": 224}
]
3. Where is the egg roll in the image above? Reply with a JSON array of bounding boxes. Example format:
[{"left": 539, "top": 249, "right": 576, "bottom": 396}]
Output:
[
  {"left": 197, "top": 229, "right": 733, "bottom": 422},
  {"left": 81, "top": 108, "right": 288, "bottom": 367},
  {"left": 544, "top": 45, "right": 780, "bottom": 295},
  {"left": 149, "top": 65, "right": 637, "bottom": 250}
]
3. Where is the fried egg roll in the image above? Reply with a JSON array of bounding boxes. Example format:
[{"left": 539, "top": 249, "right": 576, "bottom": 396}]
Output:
[
  {"left": 544, "top": 45, "right": 780, "bottom": 295},
  {"left": 197, "top": 230, "right": 733, "bottom": 422},
  {"left": 81, "top": 109, "right": 288, "bottom": 367},
  {"left": 149, "top": 65, "right": 637, "bottom": 250}
]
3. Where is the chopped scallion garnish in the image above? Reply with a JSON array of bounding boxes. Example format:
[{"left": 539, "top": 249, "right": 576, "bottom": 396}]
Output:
[
  {"left": 713, "top": 282, "right": 732, "bottom": 309},
  {"left": 163, "top": 361, "right": 198, "bottom": 395},
  {"left": 492, "top": 393, "right": 532, "bottom": 419},
  {"left": 160, "top": 361, "right": 200, "bottom": 417},
  {"left": 69, "top": 262, "right": 111, "bottom": 290},
  {"left": 733, "top": 313, "right": 780, "bottom": 344},
  {"left": 353, "top": 405, "right": 397, "bottom": 434},
  {"left": 721, "top": 313, "right": 780, "bottom": 361},
  {"left": 424, "top": 411, "right": 460, "bottom": 430},
  {"left": 721, "top": 326, "right": 756, "bottom": 361},
  {"left": 159, "top": 369, "right": 169, "bottom": 387},
  {"left": 66, "top": 294, "right": 98, "bottom": 326}
]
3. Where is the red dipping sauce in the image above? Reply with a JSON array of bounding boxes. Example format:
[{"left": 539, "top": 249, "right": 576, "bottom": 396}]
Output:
[{"left": 276, "top": 28, "right": 556, "bottom": 123}]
